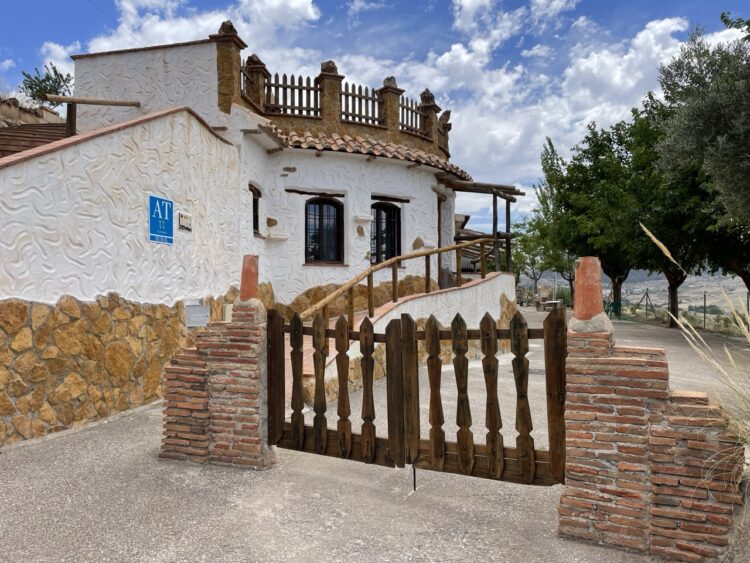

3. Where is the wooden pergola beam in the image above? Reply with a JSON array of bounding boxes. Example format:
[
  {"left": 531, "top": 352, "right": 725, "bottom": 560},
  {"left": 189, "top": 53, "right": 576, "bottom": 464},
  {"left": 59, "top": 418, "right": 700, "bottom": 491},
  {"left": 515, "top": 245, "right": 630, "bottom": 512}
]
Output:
[{"left": 44, "top": 94, "right": 141, "bottom": 107}]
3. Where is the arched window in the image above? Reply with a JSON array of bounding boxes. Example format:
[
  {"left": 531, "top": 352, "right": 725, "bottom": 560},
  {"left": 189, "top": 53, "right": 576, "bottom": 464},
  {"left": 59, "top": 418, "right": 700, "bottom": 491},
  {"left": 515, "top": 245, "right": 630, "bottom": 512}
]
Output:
[
  {"left": 305, "top": 197, "right": 344, "bottom": 263},
  {"left": 371, "top": 202, "right": 401, "bottom": 264}
]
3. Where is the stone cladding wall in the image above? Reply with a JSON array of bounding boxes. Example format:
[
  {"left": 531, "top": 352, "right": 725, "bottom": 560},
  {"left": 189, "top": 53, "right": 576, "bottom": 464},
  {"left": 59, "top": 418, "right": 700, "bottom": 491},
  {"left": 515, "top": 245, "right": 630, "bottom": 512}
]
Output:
[
  {"left": 0, "top": 289, "right": 238, "bottom": 448},
  {"left": 559, "top": 331, "right": 745, "bottom": 561},
  {"left": 160, "top": 299, "right": 275, "bottom": 469}
]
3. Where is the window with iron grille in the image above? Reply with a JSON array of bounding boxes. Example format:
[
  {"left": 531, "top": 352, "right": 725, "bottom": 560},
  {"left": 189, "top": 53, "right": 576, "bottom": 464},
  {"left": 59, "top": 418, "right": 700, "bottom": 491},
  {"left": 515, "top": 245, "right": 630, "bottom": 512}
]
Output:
[
  {"left": 305, "top": 197, "right": 344, "bottom": 263},
  {"left": 371, "top": 202, "right": 401, "bottom": 264}
]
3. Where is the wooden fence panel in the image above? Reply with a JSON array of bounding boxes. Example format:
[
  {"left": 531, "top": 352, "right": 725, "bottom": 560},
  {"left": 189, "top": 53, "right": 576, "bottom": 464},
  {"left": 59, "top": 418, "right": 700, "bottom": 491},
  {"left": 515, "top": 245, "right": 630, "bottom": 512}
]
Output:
[
  {"left": 312, "top": 314, "right": 328, "bottom": 455},
  {"left": 425, "top": 315, "right": 445, "bottom": 470},
  {"left": 480, "top": 312, "right": 504, "bottom": 479},
  {"left": 385, "top": 319, "right": 405, "bottom": 468},
  {"left": 266, "top": 309, "right": 285, "bottom": 446},
  {"left": 360, "top": 317, "right": 376, "bottom": 463},
  {"left": 544, "top": 305, "right": 567, "bottom": 483},
  {"left": 451, "top": 314, "right": 474, "bottom": 475},
  {"left": 335, "top": 316, "right": 352, "bottom": 459},
  {"left": 510, "top": 311, "right": 535, "bottom": 484},
  {"left": 290, "top": 313, "right": 305, "bottom": 449},
  {"left": 401, "top": 314, "right": 420, "bottom": 464}
]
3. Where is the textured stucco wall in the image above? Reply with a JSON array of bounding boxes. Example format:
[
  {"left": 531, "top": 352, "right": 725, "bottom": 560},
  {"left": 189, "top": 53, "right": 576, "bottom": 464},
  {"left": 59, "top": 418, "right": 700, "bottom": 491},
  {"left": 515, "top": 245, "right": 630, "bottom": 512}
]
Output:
[
  {"left": 251, "top": 149, "right": 449, "bottom": 303},
  {"left": 371, "top": 272, "right": 515, "bottom": 330},
  {"left": 0, "top": 110, "right": 241, "bottom": 305},
  {"left": 74, "top": 42, "right": 221, "bottom": 132}
]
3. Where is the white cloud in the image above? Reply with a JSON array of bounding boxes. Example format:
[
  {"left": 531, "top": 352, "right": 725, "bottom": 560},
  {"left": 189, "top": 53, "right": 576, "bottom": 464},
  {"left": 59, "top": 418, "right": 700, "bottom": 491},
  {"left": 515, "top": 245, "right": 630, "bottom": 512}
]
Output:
[
  {"left": 705, "top": 27, "right": 744, "bottom": 46},
  {"left": 40, "top": 41, "right": 81, "bottom": 76},
  {"left": 520, "top": 44, "right": 552, "bottom": 58},
  {"left": 452, "top": 0, "right": 525, "bottom": 50},
  {"left": 347, "top": 0, "right": 386, "bottom": 16},
  {"left": 530, "top": 0, "right": 580, "bottom": 25},
  {"left": 27, "top": 2, "right": 716, "bottom": 225},
  {"left": 0, "top": 59, "right": 15, "bottom": 71},
  {"left": 84, "top": 0, "right": 321, "bottom": 73}
]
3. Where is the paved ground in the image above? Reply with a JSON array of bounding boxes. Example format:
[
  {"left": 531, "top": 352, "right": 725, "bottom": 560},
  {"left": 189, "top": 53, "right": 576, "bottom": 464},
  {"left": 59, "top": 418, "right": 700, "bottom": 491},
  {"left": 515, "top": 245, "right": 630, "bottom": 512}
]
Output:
[{"left": 1, "top": 310, "right": 740, "bottom": 562}]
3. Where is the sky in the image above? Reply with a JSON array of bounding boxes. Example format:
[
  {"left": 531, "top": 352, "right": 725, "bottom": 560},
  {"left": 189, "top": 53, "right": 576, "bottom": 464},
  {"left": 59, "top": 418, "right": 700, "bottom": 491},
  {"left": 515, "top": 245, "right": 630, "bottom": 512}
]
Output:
[{"left": 0, "top": 0, "right": 746, "bottom": 231}]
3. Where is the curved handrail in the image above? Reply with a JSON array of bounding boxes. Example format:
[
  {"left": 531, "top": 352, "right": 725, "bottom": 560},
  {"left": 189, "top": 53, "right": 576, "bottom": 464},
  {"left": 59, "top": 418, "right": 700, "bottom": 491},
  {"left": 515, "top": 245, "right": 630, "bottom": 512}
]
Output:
[{"left": 300, "top": 237, "right": 494, "bottom": 320}]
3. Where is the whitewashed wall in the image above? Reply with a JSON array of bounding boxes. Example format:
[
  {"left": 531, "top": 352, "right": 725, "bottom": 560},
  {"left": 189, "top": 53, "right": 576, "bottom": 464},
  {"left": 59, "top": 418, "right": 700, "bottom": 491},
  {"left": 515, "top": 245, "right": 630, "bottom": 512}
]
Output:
[
  {"left": 371, "top": 272, "right": 516, "bottom": 329},
  {"left": 0, "top": 110, "right": 241, "bottom": 305},
  {"left": 250, "top": 149, "right": 450, "bottom": 303},
  {"left": 74, "top": 41, "right": 221, "bottom": 132}
]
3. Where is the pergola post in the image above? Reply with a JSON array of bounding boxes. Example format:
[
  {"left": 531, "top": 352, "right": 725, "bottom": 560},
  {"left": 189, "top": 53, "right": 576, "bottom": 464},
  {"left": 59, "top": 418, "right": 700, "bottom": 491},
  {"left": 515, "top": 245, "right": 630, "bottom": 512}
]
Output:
[
  {"left": 505, "top": 199, "right": 511, "bottom": 272},
  {"left": 492, "top": 193, "right": 500, "bottom": 272}
]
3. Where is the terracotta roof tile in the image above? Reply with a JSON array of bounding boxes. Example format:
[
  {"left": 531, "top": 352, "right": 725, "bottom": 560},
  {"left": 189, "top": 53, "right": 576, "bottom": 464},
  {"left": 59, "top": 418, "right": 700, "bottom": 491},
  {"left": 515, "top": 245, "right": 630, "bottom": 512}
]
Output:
[
  {"left": 265, "top": 127, "right": 471, "bottom": 180},
  {"left": 0, "top": 123, "right": 68, "bottom": 158}
]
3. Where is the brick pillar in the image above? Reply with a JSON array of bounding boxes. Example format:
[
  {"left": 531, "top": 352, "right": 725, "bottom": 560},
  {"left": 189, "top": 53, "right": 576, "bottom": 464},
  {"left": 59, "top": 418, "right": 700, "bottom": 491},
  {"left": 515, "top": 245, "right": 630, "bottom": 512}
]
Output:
[
  {"left": 377, "top": 76, "right": 405, "bottom": 141},
  {"left": 316, "top": 61, "right": 344, "bottom": 129},
  {"left": 205, "top": 299, "right": 274, "bottom": 468},
  {"left": 160, "top": 348, "right": 209, "bottom": 463},
  {"left": 558, "top": 256, "right": 744, "bottom": 559},
  {"left": 160, "top": 255, "right": 275, "bottom": 470},
  {"left": 210, "top": 20, "right": 248, "bottom": 114}
]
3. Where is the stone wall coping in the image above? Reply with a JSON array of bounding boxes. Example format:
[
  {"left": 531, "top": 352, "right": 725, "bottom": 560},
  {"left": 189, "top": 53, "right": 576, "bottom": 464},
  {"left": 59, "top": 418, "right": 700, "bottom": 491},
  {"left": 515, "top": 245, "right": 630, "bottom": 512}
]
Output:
[
  {"left": 71, "top": 38, "right": 214, "bottom": 60},
  {"left": 0, "top": 106, "right": 233, "bottom": 172}
]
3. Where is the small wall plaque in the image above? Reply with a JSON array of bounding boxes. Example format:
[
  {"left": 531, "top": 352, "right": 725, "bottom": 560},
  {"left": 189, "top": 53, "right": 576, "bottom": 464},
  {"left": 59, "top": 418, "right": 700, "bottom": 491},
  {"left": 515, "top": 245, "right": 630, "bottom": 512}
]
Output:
[
  {"left": 185, "top": 303, "right": 210, "bottom": 327},
  {"left": 178, "top": 212, "right": 193, "bottom": 232}
]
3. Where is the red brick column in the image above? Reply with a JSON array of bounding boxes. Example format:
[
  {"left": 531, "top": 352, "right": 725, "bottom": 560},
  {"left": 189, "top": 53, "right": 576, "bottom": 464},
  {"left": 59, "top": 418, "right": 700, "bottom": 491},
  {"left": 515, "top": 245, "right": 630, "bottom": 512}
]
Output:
[
  {"left": 160, "top": 255, "right": 275, "bottom": 470},
  {"left": 160, "top": 348, "right": 210, "bottom": 463},
  {"left": 558, "top": 257, "right": 744, "bottom": 560},
  {"left": 205, "top": 300, "right": 274, "bottom": 468}
]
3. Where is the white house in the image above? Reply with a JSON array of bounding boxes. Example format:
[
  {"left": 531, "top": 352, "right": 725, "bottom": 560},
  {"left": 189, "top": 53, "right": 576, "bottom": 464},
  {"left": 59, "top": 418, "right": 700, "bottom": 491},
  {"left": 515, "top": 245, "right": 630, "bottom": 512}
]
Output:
[{"left": 0, "top": 21, "right": 522, "bottom": 446}]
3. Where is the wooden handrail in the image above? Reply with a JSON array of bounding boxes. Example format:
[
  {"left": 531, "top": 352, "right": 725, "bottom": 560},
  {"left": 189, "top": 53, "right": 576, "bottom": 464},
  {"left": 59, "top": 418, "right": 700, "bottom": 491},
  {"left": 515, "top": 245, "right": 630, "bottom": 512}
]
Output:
[
  {"left": 44, "top": 94, "right": 141, "bottom": 107},
  {"left": 299, "top": 238, "right": 493, "bottom": 320}
]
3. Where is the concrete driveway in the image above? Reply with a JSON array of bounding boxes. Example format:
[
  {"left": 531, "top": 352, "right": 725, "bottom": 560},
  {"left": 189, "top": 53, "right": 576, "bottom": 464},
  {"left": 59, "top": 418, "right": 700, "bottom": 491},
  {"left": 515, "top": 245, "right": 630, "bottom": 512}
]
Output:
[{"left": 2, "top": 310, "right": 733, "bottom": 562}]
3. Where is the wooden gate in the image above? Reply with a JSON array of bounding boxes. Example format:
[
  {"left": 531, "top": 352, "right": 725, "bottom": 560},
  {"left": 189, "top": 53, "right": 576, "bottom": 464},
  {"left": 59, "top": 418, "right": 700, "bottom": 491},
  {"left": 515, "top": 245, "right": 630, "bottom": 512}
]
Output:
[{"left": 266, "top": 307, "right": 567, "bottom": 486}]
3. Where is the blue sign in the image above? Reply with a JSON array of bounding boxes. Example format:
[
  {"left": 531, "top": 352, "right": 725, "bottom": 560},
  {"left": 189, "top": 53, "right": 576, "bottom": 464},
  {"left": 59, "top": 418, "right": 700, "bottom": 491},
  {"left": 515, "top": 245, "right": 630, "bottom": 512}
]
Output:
[{"left": 149, "top": 195, "right": 174, "bottom": 245}]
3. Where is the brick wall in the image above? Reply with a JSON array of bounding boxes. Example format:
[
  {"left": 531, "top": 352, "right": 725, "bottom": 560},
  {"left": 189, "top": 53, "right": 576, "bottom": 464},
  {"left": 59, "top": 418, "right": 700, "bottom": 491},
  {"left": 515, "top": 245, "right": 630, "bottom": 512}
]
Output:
[
  {"left": 160, "top": 299, "right": 275, "bottom": 469},
  {"left": 559, "top": 332, "right": 744, "bottom": 561}
]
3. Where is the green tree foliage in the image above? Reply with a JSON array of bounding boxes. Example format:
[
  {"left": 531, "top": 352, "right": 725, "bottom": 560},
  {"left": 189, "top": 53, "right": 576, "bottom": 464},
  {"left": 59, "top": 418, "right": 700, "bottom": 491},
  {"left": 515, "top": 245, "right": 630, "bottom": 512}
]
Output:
[
  {"left": 629, "top": 96, "right": 710, "bottom": 326},
  {"left": 527, "top": 146, "right": 577, "bottom": 299},
  {"left": 658, "top": 22, "right": 750, "bottom": 291},
  {"left": 659, "top": 25, "right": 750, "bottom": 224},
  {"left": 531, "top": 127, "right": 642, "bottom": 306},
  {"left": 19, "top": 63, "right": 73, "bottom": 107},
  {"left": 721, "top": 11, "right": 750, "bottom": 40},
  {"left": 512, "top": 220, "right": 546, "bottom": 294}
]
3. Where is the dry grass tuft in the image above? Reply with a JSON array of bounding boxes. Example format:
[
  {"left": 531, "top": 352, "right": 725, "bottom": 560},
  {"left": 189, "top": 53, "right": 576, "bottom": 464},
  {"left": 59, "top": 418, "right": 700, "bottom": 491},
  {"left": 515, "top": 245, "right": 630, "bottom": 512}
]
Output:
[{"left": 643, "top": 228, "right": 749, "bottom": 556}]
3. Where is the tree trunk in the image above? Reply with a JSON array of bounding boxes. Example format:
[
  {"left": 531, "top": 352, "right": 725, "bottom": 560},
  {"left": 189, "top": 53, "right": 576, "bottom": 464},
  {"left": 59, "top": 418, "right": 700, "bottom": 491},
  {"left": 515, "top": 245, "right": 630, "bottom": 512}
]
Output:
[
  {"left": 663, "top": 265, "right": 687, "bottom": 328},
  {"left": 612, "top": 279, "right": 623, "bottom": 305},
  {"left": 561, "top": 273, "right": 575, "bottom": 304},
  {"left": 568, "top": 277, "right": 575, "bottom": 304}
]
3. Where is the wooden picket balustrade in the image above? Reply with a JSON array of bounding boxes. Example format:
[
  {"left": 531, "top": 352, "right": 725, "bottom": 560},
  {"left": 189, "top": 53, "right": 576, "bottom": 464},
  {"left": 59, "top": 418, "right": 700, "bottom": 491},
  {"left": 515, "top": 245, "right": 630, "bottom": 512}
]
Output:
[
  {"left": 399, "top": 95, "right": 426, "bottom": 137},
  {"left": 299, "top": 238, "right": 495, "bottom": 328},
  {"left": 263, "top": 72, "right": 321, "bottom": 116},
  {"left": 267, "top": 306, "right": 567, "bottom": 486},
  {"left": 341, "top": 82, "right": 383, "bottom": 126}
]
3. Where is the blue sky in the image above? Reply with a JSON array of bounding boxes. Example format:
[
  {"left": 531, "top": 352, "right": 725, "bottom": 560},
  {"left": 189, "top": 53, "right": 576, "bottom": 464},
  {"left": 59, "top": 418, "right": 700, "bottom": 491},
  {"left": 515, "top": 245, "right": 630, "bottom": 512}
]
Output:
[{"left": 0, "top": 0, "right": 746, "bottom": 229}]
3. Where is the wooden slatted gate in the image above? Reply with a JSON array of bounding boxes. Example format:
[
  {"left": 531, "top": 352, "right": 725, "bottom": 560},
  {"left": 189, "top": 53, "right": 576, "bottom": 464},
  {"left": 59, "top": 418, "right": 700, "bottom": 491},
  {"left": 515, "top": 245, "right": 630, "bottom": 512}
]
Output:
[{"left": 266, "top": 307, "right": 567, "bottom": 486}]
